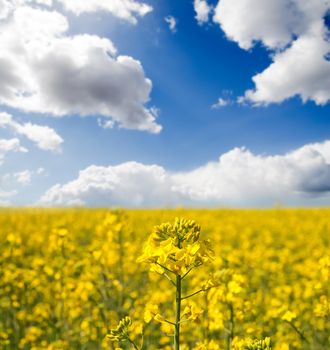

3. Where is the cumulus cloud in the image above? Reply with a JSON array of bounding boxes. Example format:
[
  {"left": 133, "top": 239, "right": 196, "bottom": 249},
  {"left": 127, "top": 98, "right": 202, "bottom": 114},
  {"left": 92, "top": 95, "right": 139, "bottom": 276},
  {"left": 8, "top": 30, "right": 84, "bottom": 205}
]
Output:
[
  {"left": 194, "top": 0, "right": 212, "bottom": 25},
  {"left": 165, "top": 16, "right": 177, "bottom": 33},
  {"left": 0, "top": 138, "right": 27, "bottom": 164},
  {"left": 0, "top": 112, "right": 63, "bottom": 153},
  {"left": 40, "top": 162, "right": 179, "bottom": 207},
  {"left": 0, "top": 0, "right": 12, "bottom": 19},
  {"left": 0, "top": 0, "right": 152, "bottom": 24},
  {"left": 13, "top": 170, "right": 33, "bottom": 186},
  {"left": 13, "top": 122, "right": 63, "bottom": 153},
  {"left": 57, "top": 0, "right": 152, "bottom": 24},
  {"left": 0, "top": 5, "right": 161, "bottom": 133},
  {"left": 40, "top": 139, "right": 330, "bottom": 207},
  {"left": 243, "top": 24, "right": 330, "bottom": 105},
  {"left": 214, "top": 0, "right": 302, "bottom": 50},
  {"left": 212, "top": 0, "right": 330, "bottom": 105},
  {"left": 213, "top": 0, "right": 329, "bottom": 49},
  {"left": 172, "top": 141, "right": 330, "bottom": 204}
]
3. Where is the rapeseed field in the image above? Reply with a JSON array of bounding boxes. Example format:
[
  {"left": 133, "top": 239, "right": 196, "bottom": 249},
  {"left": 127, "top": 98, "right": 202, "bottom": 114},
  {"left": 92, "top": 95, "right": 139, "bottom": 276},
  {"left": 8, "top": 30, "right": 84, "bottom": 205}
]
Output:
[{"left": 0, "top": 209, "right": 329, "bottom": 350}]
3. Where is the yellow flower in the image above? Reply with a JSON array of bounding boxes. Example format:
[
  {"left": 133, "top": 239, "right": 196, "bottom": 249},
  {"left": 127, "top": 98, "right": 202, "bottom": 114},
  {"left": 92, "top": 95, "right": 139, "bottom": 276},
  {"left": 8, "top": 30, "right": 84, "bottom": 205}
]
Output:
[
  {"left": 181, "top": 304, "right": 204, "bottom": 321},
  {"left": 281, "top": 311, "right": 297, "bottom": 322},
  {"left": 154, "top": 313, "right": 167, "bottom": 324},
  {"left": 144, "top": 304, "right": 159, "bottom": 323}
]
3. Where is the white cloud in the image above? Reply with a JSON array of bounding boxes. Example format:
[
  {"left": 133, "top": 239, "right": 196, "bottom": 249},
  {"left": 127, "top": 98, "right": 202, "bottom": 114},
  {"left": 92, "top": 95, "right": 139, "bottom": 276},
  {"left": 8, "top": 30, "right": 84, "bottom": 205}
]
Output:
[
  {"left": 13, "top": 170, "right": 32, "bottom": 185},
  {"left": 98, "top": 118, "right": 115, "bottom": 129},
  {"left": 0, "top": 0, "right": 152, "bottom": 23},
  {"left": 165, "top": 16, "right": 177, "bottom": 33},
  {"left": 14, "top": 123, "right": 64, "bottom": 153},
  {"left": 0, "top": 5, "right": 161, "bottom": 133},
  {"left": 243, "top": 24, "right": 330, "bottom": 105},
  {"left": 194, "top": 0, "right": 212, "bottom": 25},
  {"left": 0, "top": 188, "right": 16, "bottom": 206},
  {"left": 213, "top": 0, "right": 328, "bottom": 50},
  {"left": 0, "top": 136, "right": 27, "bottom": 198},
  {"left": 0, "top": 167, "right": 46, "bottom": 204},
  {"left": 0, "top": 0, "right": 12, "bottom": 19},
  {"left": 40, "top": 139, "right": 330, "bottom": 207},
  {"left": 211, "top": 97, "right": 231, "bottom": 108},
  {"left": 172, "top": 141, "right": 330, "bottom": 204},
  {"left": 0, "top": 112, "right": 64, "bottom": 153},
  {"left": 40, "top": 162, "right": 179, "bottom": 207},
  {"left": 211, "top": 90, "right": 234, "bottom": 108},
  {"left": 36, "top": 167, "right": 45, "bottom": 174},
  {"left": 34, "top": 0, "right": 53, "bottom": 5},
  {"left": 0, "top": 138, "right": 27, "bottom": 164},
  {"left": 212, "top": 0, "right": 330, "bottom": 105},
  {"left": 2, "top": 167, "right": 45, "bottom": 186},
  {"left": 57, "top": 0, "right": 152, "bottom": 24}
]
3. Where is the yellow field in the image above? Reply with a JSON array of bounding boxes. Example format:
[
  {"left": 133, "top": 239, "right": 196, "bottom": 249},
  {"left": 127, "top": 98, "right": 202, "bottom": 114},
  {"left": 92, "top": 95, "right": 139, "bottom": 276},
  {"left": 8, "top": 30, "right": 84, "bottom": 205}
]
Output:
[{"left": 0, "top": 209, "right": 329, "bottom": 350}]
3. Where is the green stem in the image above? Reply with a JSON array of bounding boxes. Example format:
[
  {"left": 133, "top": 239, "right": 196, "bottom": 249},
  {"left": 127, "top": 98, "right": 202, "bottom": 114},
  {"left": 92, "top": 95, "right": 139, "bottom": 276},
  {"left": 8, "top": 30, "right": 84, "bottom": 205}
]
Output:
[
  {"left": 163, "top": 273, "right": 177, "bottom": 287},
  {"left": 181, "top": 267, "right": 194, "bottom": 280},
  {"left": 181, "top": 288, "right": 205, "bottom": 300},
  {"left": 182, "top": 286, "right": 214, "bottom": 300},
  {"left": 155, "top": 262, "right": 175, "bottom": 274},
  {"left": 174, "top": 274, "right": 182, "bottom": 350},
  {"left": 128, "top": 338, "right": 140, "bottom": 350},
  {"left": 227, "top": 303, "right": 234, "bottom": 350},
  {"left": 286, "top": 321, "right": 309, "bottom": 344}
]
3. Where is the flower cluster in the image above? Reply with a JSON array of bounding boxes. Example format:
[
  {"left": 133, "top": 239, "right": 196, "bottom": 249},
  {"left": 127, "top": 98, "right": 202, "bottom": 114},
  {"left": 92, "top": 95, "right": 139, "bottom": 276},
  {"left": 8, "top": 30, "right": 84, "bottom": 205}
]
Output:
[
  {"left": 107, "top": 316, "right": 132, "bottom": 342},
  {"left": 137, "top": 218, "right": 214, "bottom": 276},
  {"left": 242, "top": 337, "right": 272, "bottom": 350}
]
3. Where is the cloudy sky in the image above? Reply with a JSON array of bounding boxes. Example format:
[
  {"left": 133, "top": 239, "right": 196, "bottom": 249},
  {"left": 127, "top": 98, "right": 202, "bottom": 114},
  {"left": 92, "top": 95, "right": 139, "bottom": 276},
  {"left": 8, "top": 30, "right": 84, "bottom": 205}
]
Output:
[{"left": 0, "top": 0, "right": 329, "bottom": 207}]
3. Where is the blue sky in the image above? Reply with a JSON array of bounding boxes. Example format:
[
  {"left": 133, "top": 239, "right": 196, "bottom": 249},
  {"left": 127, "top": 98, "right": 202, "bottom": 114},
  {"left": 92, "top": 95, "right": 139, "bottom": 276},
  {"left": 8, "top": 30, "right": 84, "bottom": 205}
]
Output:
[{"left": 0, "top": 0, "right": 329, "bottom": 207}]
